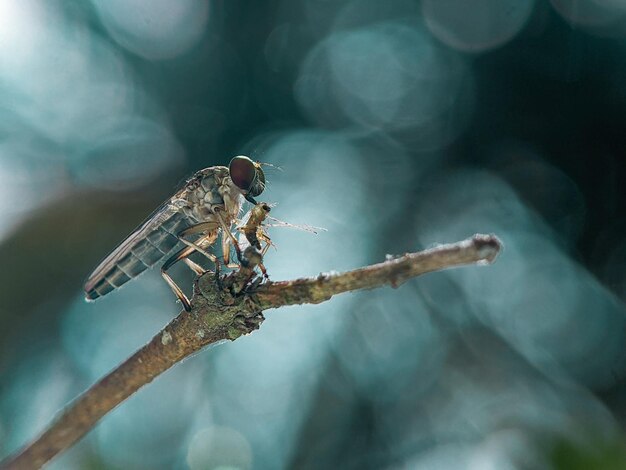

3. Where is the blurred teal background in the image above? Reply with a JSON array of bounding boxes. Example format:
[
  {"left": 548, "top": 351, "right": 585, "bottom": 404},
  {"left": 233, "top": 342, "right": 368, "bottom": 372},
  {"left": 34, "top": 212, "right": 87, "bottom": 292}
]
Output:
[{"left": 1, "top": 1, "right": 626, "bottom": 468}]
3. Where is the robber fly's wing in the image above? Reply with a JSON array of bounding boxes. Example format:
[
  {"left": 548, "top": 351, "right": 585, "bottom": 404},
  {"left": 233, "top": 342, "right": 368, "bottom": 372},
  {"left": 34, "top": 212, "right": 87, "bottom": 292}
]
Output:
[
  {"left": 84, "top": 197, "right": 192, "bottom": 301},
  {"left": 265, "top": 216, "right": 326, "bottom": 234}
]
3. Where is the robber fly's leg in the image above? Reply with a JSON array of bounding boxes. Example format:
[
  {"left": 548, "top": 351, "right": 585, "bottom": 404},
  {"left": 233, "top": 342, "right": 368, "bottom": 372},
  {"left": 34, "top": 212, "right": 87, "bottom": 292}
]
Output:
[
  {"left": 177, "top": 223, "right": 221, "bottom": 274},
  {"left": 178, "top": 237, "right": 220, "bottom": 275},
  {"left": 178, "top": 238, "right": 222, "bottom": 281},
  {"left": 177, "top": 227, "right": 226, "bottom": 288},
  {"left": 183, "top": 258, "right": 205, "bottom": 276},
  {"left": 221, "top": 231, "right": 236, "bottom": 268},
  {"left": 213, "top": 210, "right": 243, "bottom": 262},
  {"left": 221, "top": 236, "right": 240, "bottom": 269},
  {"left": 161, "top": 246, "right": 199, "bottom": 312}
]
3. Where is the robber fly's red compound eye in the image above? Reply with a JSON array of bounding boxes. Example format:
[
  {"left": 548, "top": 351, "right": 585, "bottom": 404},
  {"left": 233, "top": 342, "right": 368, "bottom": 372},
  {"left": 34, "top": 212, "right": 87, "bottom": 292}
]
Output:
[
  {"left": 229, "top": 156, "right": 256, "bottom": 191},
  {"left": 229, "top": 156, "right": 265, "bottom": 202}
]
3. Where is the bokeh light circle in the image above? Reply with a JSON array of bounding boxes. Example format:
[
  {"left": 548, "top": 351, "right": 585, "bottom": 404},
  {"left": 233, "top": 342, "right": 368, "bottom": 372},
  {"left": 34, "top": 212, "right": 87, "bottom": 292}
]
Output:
[
  {"left": 551, "top": 0, "right": 626, "bottom": 29},
  {"left": 295, "top": 22, "right": 469, "bottom": 135},
  {"left": 422, "top": 0, "right": 535, "bottom": 53},
  {"left": 187, "top": 426, "right": 252, "bottom": 470},
  {"left": 91, "top": 0, "right": 209, "bottom": 60},
  {"left": 71, "top": 116, "right": 183, "bottom": 191}
]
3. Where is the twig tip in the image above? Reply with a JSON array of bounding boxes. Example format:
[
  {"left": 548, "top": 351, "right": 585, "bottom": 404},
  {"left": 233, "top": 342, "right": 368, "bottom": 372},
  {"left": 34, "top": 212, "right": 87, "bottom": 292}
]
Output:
[{"left": 470, "top": 233, "right": 502, "bottom": 264}]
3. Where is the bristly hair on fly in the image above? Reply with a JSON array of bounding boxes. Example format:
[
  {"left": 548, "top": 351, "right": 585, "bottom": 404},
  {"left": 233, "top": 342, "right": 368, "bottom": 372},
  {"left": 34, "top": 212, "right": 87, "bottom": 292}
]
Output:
[
  {"left": 256, "top": 161, "right": 282, "bottom": 192},
  {"left": 258, "top": 161, "right": 283, "bottom": 172}
]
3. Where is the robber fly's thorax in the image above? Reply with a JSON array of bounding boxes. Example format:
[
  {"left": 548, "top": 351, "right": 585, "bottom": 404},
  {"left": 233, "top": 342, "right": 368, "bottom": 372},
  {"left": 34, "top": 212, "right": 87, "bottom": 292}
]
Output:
[{"left": 178, "top": 167, "right": 244, "bottom": 223}]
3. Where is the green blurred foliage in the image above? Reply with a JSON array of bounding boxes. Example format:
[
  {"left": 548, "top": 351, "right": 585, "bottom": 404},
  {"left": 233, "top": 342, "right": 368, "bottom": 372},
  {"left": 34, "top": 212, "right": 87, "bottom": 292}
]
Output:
[{"left": 551, "top": 437, "right": 626, "bottom": 470}]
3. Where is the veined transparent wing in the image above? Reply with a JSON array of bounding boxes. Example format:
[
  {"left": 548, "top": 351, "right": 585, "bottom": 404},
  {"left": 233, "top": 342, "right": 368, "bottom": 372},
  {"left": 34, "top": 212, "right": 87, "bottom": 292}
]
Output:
[
  {"left": 264, "top": 215, "right": 326, "bottom": 234},
  {"left": 84, "top": 199, "right": 193, "bottom": 301},
  {"left": 236, "top": 208, "right": 325, "bottom": 252}
]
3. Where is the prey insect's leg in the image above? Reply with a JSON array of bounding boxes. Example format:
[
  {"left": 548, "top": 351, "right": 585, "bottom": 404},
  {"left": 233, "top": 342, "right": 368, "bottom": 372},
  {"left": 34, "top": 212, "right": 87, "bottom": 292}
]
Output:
[
  {"left": 260, "top": 234, "right": 272, "bottom": 256},
  {"left": 257, "top": 260, "right": 269, "bottom": 279},
  {"left": 249, "top": 230, "right": 271, "bottom": 279},
  {"left": 258, "top": 240, "right": 270, "bottom": 279}
]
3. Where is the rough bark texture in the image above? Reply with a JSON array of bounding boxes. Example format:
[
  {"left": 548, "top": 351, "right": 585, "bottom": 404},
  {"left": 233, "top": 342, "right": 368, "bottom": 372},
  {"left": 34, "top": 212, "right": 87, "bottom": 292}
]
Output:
[{"left": 1, "top": 234, "right": 501, "bottom": 470}]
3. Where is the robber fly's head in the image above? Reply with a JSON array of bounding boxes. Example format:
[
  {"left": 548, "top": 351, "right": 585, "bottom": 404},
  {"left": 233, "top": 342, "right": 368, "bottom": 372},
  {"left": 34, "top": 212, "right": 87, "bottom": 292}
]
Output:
[{"left": 229, "top": 156, "right": 266, "bottom": 204}]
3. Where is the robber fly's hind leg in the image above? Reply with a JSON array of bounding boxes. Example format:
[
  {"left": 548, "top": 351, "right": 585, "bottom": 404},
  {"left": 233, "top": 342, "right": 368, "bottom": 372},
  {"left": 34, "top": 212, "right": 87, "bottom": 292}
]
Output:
[
  {"left": 183, "top": 257, "right": 206, "bottom": 276},
  {"left": 161, "top": 245, "right": 201, "bottom": 312},
  {"left": 161, "top": 240, "right": 223, "bottom": 311}
]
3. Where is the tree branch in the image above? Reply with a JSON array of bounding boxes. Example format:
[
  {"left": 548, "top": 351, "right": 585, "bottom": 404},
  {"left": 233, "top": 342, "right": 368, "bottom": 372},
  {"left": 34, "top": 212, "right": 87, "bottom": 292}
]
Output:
[{"left": 1, "top": 233, "right": 501, "bottom": 470}]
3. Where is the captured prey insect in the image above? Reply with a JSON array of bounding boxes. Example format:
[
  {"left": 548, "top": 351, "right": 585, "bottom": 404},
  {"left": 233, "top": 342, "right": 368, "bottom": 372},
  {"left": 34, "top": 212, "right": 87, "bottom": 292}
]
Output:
[
  {"left": 237, "top": 202, "right": 325, "bottom": 278},
  {"left": 83, "top": 156, "right": 266, "bottom": 312}
]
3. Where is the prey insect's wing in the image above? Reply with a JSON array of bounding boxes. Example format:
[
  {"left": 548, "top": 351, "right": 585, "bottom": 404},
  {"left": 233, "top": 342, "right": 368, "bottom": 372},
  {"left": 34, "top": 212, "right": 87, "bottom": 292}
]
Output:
[
  {"left": 238, "top": 214, "right": 324, "bottom": 251},
  {"left": 237, "top": 207, "right": 253, "bottom": 226},
  {"left": 264, "top": 216, "right": 326, "bottom": 234},
  {"left": 84, "top": 196, "right": 193, "bottom": 301}
]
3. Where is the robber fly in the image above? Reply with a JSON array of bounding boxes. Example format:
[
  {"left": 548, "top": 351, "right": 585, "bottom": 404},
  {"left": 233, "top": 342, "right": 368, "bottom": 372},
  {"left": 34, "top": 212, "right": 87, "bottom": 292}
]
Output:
[{"left": 83, "top": 156, "right": 265, "bottom": 311}]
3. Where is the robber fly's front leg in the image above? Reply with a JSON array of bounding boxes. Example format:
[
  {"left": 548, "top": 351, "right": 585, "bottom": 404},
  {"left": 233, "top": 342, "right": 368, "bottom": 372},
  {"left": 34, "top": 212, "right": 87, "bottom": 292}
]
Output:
[
  {"left": 213, "top": 209, "right": 243, "bottom": 263},
  {"left": 220, "top": 235, "right": 240, "bottom": 269}
]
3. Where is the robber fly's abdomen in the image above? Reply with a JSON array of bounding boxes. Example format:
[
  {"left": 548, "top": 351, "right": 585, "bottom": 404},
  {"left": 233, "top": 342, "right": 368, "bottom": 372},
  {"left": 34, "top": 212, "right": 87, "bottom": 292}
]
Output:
[{"left": 85, "top": 212, "right": 192, "bottom": 301}]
